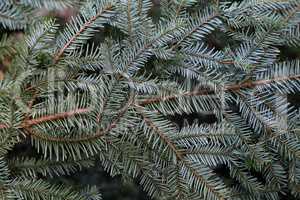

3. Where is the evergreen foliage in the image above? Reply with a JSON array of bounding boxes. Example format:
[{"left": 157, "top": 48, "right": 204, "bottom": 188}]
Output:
[{"left": 0, "top": 0, "right": 300, "bottom": 199}]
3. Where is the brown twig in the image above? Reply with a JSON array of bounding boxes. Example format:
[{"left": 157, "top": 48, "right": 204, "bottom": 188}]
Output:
[
  {"left": 24, "top": 108, "right": 89, "bottom": 127},
  {"left": 20, "top": 86, "right": 135, "bottom": 142}
]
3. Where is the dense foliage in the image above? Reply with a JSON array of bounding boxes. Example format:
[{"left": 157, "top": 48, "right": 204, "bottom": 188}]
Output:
[{"left": 0, "top": 0, "right": 300, "bottom": 199}]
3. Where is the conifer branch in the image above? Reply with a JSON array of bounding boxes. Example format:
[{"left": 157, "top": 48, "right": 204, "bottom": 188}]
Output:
[
  {"left": 134, "top": 105, "right": 182, "bottom": 158},
  {"left": 0, "top": 1, "right": 300, "bottom": 198},
  {"left": 0, "top": 75, "right": 299, "bottom": 130},
  {"left": 53, "top": 4, "right": 113, "bottom": 63},
  {"left": 172, "top": 13, "right": 220, "bottom": 50},
  {"left": 135, "top": 105, "right": 228, "bottom": 200},
  {"left": 138, "top": 74, "right": 300, "bottom": 106}
]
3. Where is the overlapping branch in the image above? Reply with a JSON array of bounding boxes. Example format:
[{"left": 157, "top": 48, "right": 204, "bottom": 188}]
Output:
[{"left": 0, "top": 74, "right": 300, "bottom": 131}]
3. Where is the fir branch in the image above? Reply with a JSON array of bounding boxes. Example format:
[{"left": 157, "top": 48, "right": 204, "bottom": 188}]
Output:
[
  {"left": 0, "top": 0, "right": 300, "bottom": 198},
  {"left": 135, "top": 105, "right": 182, "bottom": 159},
  {"left": 54, "top": 3, "right": 114, "bottom": 63},
  {"left": 172, "top": 12, "right": 221, "bottom": 50},
  {"left": 135, "top": 105, "right": 229, "bottom": 200},
  {"left": 138, "top": 74, "right": 300, "bottom": 106},
  {"left": 0, "top": 74, "right": 299, "bottom": 130}
]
